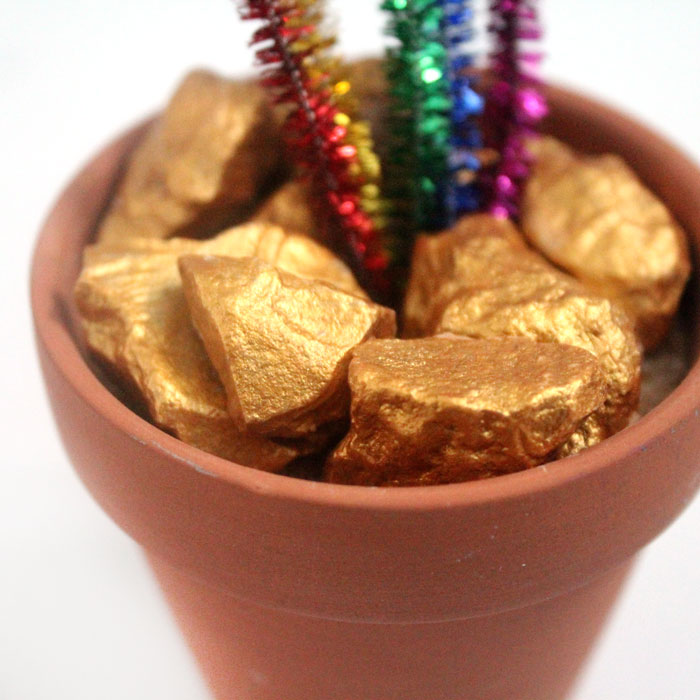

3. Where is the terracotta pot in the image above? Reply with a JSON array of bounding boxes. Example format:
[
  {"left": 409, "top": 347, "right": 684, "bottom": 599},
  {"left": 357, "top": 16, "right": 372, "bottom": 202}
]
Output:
[{"left": 31, "top": 85, "right": 700, "bottom": 700}]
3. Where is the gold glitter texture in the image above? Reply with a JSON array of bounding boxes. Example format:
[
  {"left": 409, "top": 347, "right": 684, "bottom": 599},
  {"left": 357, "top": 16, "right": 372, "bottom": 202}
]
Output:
[
  {"left": 522, "top": 137, "right": 691, "bottom": 349},
  {"left": 179, "top": 255, "right": 396, "bottom": 440},
  {"left": 97, "top": 70, "right": 282, "bottom": 244},
  {"left": 75, "top": 223, "right": 366, "bottom": 468},
  {"left": 325, "top": 336, "right": 607, "bottom": 486},
  {"left": 403, "top": 214, "right": 641, "bottom": 444},
  {"left": 74, "top": 249, "right": 297, "bottom": 470},
  {"left": 86, "top": 222, "right": 366, "bottom": 299},
  {"left": 252, "top": 181, "right": 322, "bottom": 241}
]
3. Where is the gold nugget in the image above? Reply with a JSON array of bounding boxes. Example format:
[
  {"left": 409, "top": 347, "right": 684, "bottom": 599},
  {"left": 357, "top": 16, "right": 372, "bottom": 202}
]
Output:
[
  {"left": 179, "top": 255, "right": 396, "bottom": 440},
  {"left": 325, "top": 336, "right": 607, "bottom": 486},
  {"left": 522, "top": 136, "right": 691, "bottom": 349},
  {"left": 252, "top": 181, "right": 324, "bottom": 241},
  {"left": 403, "top": 214, "right": 641, "bottom": 444},
  {"left": 86, "top": 221, "right": 366, "bottom": 298},
  {"left": 98, "top": 70, "right": 283, "bottom": 245},
  {"left": 76, "top": 222, "right": 367, "bottom": 467},
  {"left": 74, "top": 251, "right": 298, "bottom": 470},
  {"left": 403, "top": 214, "right": 527, "bottom": 338},
  {"left": 342, "top": 58, "right": 389, "bottom": 153}
]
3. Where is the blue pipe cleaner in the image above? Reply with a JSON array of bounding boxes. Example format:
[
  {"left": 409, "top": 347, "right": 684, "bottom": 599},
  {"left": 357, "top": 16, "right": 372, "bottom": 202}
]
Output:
[{"left": 440, "top": 0, "right": 484, "bottom": 220}]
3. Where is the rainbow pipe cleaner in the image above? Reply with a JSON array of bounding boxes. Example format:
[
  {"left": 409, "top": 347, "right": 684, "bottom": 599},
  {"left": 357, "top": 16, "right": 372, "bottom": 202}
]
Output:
[
  {"left": 382, "top": 0, "right": 452, "bottom": 238},
  {"left": 485, "top": 0, "right": 547, "bottom": 219},
  {"left": 239, "top": 0, "right": 390, "bottom": 298},
  {"left": 440, "top": 0, "right": 484, "bottom": 220},
  {"left": 288, "top": 2, "right": 389, "bottom": 243}
]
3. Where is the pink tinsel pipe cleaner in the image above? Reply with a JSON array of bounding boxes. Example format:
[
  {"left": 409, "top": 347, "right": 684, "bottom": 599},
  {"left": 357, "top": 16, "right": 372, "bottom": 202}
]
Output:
[{"left": 485, "top": 0, "right": 547, "bottom": 219}]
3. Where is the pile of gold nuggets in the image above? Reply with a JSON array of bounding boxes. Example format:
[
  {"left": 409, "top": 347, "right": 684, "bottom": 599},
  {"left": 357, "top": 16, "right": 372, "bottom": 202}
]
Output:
[{"left": 75, "top": 62, "right": 691, "bottom": 486}]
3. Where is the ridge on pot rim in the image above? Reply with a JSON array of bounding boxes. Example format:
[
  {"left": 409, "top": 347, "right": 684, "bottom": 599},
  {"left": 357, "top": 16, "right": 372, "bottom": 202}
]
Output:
[{"left": 31, "top": 84, "right": 700, "bottom": 623}]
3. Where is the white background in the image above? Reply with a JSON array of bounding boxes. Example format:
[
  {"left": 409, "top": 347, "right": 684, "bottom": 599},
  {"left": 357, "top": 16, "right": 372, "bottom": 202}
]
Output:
[{"left": 3, "top": 0, "right": 700, "bottom": 698}]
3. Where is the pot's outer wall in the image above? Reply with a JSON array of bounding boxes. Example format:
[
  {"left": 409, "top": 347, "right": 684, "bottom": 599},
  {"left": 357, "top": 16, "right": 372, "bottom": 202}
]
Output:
[
  {"left": 148, "top": 552, "right": 635, "bottom": 700},
  {"left": 32, "top": 86, "right": 700, "bottom": 624}
]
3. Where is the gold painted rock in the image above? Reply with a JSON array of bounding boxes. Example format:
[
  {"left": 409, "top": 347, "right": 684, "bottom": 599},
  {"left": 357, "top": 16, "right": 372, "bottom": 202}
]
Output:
[
  {"left": 179, "top": 255, "right": 396, "bottom": 440},
  {"left": 403, "top": 214, "right": 527, "bottom": 338},
  {"left": 403, "top": 214, "right": 641, "bottom": 441},
  {"left": 343, "top": 58, "right": 389, "bottom": 154},
  {"left": 97, "top": 70, "right": 282, "bottom": 244},
  {"left": 522, "top": 136, "right": 691, "bottom": 349},
  {"left": 74, "top": 249, "right": 298, "bottom": 471},
  {"left": 86, "top": 221, "right": 366, "bottom": 299},
  {"left": 252, "top": 181, "right": 324, "bottom": 242},
  {"left": 76, "top": 222, "right": 367, "bottom": 467},
  {"left": 325, "top": 336, "right": 607, "bottom": 486}
]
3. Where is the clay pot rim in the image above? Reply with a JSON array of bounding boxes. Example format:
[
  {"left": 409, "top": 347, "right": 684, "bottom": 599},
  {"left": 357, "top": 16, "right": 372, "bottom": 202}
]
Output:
[{"left": 31, "top": 82, "right": 699, "bottom": 512}]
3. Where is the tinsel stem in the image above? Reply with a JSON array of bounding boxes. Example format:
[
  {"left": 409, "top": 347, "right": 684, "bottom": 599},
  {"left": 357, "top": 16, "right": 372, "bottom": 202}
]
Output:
[
  {"left": 382, "top": 0, "right": 452, "bottom": 242},
  {"left": 287, "top": 1, "right": 389, "bottom": 239},
  {"left": 440, "top": 0, "right": 484, "bottom": 221},
  {"left": 239, "top": 0, "right": 390, "bottom": 299},
  {"left": 485, "top": 0, "right": 547, "bottom": 219}
]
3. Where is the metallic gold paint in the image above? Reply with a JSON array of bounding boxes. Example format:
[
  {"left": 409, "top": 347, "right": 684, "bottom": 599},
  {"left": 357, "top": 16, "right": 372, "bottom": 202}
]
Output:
[
  {"left": 97, "top": 70, "right": 282, "bottom": 244},
  {"left": 325, "top": 336, "right": 607, "bottom": 486},
  {"left": 179, "top": 255, "right": 396, "bottom": 440},
  {"left": 522, "top": 137, "right": 691, "bottom": 349},
  {"left": 403, "top": 214, "right": 642, "bottom": 447},
  {"left": 75, "top": 223, "right": 367, "bottom": 468},
  {"left": 74, "top": 249, "right": 298, "bottom": 470},
  {"left": 86, "top": 221, "right": 366, "bottom": 299},
  {"left": 252, "top": 181, "right": 323, "bottom": 241}
]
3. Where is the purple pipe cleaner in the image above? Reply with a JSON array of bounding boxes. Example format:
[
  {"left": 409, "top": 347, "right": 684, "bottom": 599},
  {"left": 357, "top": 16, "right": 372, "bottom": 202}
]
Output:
[{"left": 485, "top": 0, "right": 547, "bottom": 219}]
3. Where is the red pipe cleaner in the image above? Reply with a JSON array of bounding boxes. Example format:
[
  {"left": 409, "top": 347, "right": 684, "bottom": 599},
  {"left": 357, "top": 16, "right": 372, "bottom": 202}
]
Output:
[{"left": 239, "top": 0, "right": 390, "bottom": 299}]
